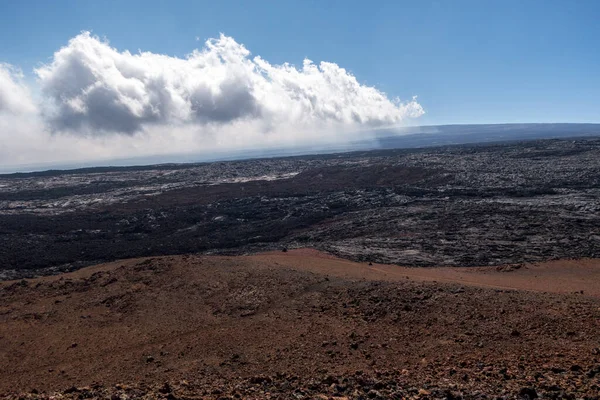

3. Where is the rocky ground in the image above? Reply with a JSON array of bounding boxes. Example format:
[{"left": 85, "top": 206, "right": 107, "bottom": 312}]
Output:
[
  {"left": 2, "top": 137, "right": 600, "bottom": 279},
  {"left": 1, "top": 251, "right": 599, "bottom": 399}
]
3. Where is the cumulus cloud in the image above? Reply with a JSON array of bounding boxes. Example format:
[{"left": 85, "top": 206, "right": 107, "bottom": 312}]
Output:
[
  {"left": 35, "top": 32, "right": 422, "bottom": 135},
  {"left": 0, "top": 32, "right": 424, "bottom": 169}
]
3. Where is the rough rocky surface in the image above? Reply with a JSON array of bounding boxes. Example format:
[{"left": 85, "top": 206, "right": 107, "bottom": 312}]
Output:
[
  {"left": 2, "top": 251, "right": 599, "bottom": 398},
  {"left": 2, "top": 137, "right": 600, "bottom": 280}
]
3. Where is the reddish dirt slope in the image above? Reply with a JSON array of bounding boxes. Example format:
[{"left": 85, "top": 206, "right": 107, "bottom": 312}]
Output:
[
  {"left": 256, "top": 249, "right": 600, "bottom": 296},
  {"left": 1, "top": 250, "right": 600, "bottom": 399}
]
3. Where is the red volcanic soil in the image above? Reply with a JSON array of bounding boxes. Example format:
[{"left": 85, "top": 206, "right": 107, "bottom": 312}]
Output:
[
  {"left": 1, "top": 250, "right": 600, "bottom": 399},
  {"left": 257, "top": 249, "right": 600, "bottom": 297}
]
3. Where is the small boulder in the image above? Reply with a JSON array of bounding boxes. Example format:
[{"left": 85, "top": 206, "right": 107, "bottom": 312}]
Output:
[
  {"left": 518, "top": 387, "right": 538, "bottom": 399},
  {"left": 159, "top": 382, "right": 172, "bottom": 394}
]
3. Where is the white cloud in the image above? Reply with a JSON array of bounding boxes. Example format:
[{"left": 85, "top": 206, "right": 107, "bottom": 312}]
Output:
[
  {"left": 0, "top": 64, "right": 37, "bottom": 116},
  {"left": 0, "top": 32, "right": 424, "bottom": 169}
]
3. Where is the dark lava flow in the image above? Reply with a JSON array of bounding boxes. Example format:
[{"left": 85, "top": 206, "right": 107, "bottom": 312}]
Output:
[{"left": 1, "top": 137, "right": 600, "bottom": 279}]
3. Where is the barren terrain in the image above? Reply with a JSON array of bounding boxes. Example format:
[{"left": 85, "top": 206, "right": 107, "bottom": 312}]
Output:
[
  {"left": 2, "top": 137, "right": 600, "bottom": 398},
  {"left": 2, "top": 250, "right": 600, "bottom": 399},
  {"left": 2, "top": 138, "right": 600, "bottom": 280}
]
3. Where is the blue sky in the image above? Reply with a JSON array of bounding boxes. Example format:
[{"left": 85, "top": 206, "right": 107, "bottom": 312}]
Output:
[
  {"left": 1, "top": 0, "right": 598, "bottom": 125},
  {"left": 0, "top": 1, "right": 599, "bottom": 170}
]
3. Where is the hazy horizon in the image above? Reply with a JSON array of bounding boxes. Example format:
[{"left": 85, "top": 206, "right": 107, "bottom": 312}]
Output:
[{"left": 2, "top": 122, "right": 600, "bottom": 174}]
